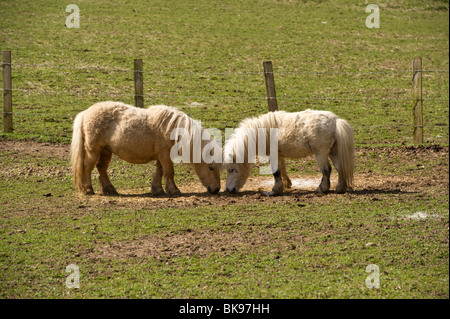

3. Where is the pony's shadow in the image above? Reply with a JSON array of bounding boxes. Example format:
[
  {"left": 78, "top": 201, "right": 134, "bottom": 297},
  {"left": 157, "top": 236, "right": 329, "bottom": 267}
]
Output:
[
  {"left": 347, "top": 188, "right": 418, "bottom": 196},
  {"left": 107, "top": 191, "right": 221, "bottom": 199},
  {"left": 104, "top": 187, "right": 418, "bottom": 199},
  {"left": 290, "top": 188, "right": 419, "bottom": 196},
  {"left": 214, "top": 187, "right": 419, "bottom": 197}
]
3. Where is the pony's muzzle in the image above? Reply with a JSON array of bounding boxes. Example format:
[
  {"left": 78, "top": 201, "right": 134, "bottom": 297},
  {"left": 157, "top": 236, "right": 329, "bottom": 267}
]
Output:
[
  {"left": 226, "top": 187, "right": 238, "bottom": 194},
  {"left": 207, "top": 186, "right": 220, "bottom": 195}
]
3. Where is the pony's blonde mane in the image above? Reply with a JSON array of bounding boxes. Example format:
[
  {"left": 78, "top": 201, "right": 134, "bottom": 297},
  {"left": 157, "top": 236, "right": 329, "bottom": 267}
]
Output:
[
  {"left": 149, "top": 105, "right": 221, "bottom": 164},
  {"left": 149, "top": 105, "right": 201, "bottom": 140}
]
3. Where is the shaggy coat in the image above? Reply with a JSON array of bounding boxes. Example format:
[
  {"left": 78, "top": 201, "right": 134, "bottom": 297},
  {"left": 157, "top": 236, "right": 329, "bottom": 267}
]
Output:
[
  {"left": 224, "top": 109, "right": 354, "bottom": 195},
  {"left": 71, "top": 101, "right": 221, "bottom": 196}
]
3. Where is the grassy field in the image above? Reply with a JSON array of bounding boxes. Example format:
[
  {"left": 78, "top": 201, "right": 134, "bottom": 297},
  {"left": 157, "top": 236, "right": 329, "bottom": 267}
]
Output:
[
  {"left": 0, "top": 0, "right": 448, "bottom": 144},
  {"left": 0, "top": 0, "right": 449, "bottom": 299},
  {"left": 0, "top": 141, "right": 448, "bottom": 298}
]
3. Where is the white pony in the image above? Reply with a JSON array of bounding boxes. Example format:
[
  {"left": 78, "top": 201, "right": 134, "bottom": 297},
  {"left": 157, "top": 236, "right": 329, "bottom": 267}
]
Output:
[
  {"left": 71, "top": 101, "right": 221, "bottom": 196},
  {"left": 224, "top": 109, "right": 354, "bottom": 195}
]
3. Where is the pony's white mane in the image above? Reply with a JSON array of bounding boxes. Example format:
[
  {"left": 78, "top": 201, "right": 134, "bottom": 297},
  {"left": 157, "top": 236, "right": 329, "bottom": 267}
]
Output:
[
  {"left": 239, "top": 111, "right": 283, "bottom": 130},
  {"left": 224, "top": 111, "right": 283, "bottom": 165}
]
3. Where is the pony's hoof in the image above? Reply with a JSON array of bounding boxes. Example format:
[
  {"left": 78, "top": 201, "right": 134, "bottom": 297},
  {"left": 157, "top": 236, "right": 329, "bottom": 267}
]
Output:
[
  {"left": 102, "top": 188, "right": 118, "bottom": 196},
  {"left": 85, "top": 189, "right": 95, "bottom": 195},
  {"left": 262, "top": 191, "right": 282, "bottom": 197},
  {"left": 336, "top": 187, "right": 352, "bottom": 194},
  {"left": 314, "top": 188, "right": 329, "bottom": 195},
  {"left": 151, "top": 189, "right": 166, "bottom": 196},
  {"left": 167, "top": 189, "right": 181, "bottom": 196}
]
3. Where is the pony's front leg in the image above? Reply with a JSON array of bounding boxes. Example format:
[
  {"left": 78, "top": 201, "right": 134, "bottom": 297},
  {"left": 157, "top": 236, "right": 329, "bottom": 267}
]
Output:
[
  {"left": 159, "top": 154, "right": 181, "bottom": 196},
  {"left": 151, "top": 160, "right": 165, "bottom": 196}
]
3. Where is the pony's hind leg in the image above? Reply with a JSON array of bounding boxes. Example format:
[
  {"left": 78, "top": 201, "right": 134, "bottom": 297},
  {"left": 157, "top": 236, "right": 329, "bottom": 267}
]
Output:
[
  {"left": 271, "top": 169, "right": 284, "bottom": 195},
  {"left": 82, "top": 149, "right": 101, "bottom": 195},
  {"left": 96, "top": 147, "right": 118, "bottom": 195},
  {"left": 330, "top": 154, "right": 347, "bottom": 194},
  {"left": 280, "top": 157, "right": 292, "bottom": 188},
  {"left": 314, "top": 152, "right": 331, "bottom": 194},
  {"left": 151, "top": 160, "right": 165, "bottom": 196},
  {"left": 265, "top": 158, "right": 284, "bottom": 196}
]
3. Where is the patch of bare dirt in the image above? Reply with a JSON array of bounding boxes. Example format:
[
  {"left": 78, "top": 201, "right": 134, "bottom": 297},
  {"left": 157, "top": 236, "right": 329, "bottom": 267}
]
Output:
[
  {"left": 0, "top": 140, "right": 70, "bottom": 159},
  {"left": 2, "top": 140, "right": 447, "bottom": 260},
  {"left": 1, "top": 140, "right": 448, "bottom": 211},
  {"left": 70, "top": 168, "right": 448, "bottom": 219},
  {"left": 89, "top": 227, "right": 300, "bottom": 260}
]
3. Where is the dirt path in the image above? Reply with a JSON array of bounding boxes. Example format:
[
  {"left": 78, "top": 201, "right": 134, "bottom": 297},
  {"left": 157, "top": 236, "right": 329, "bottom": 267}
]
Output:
[
  {"left": 2, "top": 139, "right": 447, "bottom": 210},
  {"left": 1, "top": 140, "right": 448, "bottom": 262},
  {"left": 0, "top": 140, "right": 70, "bottom": 159}
]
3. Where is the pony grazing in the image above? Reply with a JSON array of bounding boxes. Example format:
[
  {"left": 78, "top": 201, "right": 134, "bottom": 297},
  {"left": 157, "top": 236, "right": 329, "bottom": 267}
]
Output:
[
  {"left": 71, "top": 101, "right": 221, "bottom": 196},
  {"left": 224, "top": 109, "right": 354, "bottom": 196}
]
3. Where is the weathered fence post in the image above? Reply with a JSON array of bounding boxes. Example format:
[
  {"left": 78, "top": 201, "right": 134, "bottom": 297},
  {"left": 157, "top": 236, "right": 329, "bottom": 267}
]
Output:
[
  {"left": 134, "top": 58, "right": 143, "bottom": 108},
  {"left": 2, "top": 50, "right": 13, "bottom": 133},
  {"left": 412, "top": 57, "right": 423, "bottom": 144},
  {"left": 263, "top": 61, "right": 278, "bottom": 112}
]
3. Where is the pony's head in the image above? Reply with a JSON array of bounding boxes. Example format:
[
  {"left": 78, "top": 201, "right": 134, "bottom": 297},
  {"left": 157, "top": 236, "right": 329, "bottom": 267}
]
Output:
[
  {"left": 224, "top": 161, "right": 250, "bottom": 194},
  {"left": 193, "top": 161, "right": 221, "bottom": 194},
  {"left": 161, "top": 106, "right": 223, "bottom": 194},
  {"left": 223, "top": 132, "right": 251, "bottom": 194},
  {"left": 223, "top": 112, "right": 280, "bottom": 194},
  {"left": 191, "top": 128, "right": 222, "bottom": 194}
]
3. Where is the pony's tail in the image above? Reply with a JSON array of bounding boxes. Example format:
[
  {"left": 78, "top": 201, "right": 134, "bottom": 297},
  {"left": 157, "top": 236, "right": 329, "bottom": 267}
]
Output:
[
  {"left": 71, "top": 111, "right": 86, "bottom": 193},
  {"left": 335, "top": 118, "right": 355, "bottom": 189}
]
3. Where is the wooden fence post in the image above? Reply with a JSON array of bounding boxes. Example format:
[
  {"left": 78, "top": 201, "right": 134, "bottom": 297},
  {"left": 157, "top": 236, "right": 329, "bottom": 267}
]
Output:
[
  {"left": 412, "top": 57, "right": 423, "bottom": 144},
  {"left": 263, "top": 61, "right": 278, "bottom": 112},
  {"left": 2, "top": 50, "right": 13, "bottom": 133},
  {"left": 134, "top": 59, "right": 143, "bottom": 108}
]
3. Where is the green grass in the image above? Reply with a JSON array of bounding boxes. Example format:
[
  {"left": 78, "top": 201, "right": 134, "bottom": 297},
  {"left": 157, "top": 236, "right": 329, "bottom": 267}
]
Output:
[
  {"left": 0, "top": 143, "right": 448, "bottom": 298},
  {"left": 1, "top": 187, "right": 448, "bottom": 298},
  {"left": 0, "top": 0, "right": 448, "bottom": 145},
  {"left": 0, "top": 0, "right": 448, "bottom": 299}
]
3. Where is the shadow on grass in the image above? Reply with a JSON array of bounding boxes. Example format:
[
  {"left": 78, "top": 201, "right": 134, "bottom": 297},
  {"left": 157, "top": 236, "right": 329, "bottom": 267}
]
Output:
[{"left": 103, "top": 187, "right": 418, "bottom": 198}]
